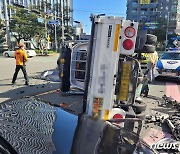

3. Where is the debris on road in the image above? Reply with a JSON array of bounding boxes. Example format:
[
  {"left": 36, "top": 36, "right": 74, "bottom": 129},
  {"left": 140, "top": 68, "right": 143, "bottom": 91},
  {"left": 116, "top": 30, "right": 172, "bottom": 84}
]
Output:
[
  {"left": 145, "top": 111, "right": 169, "bottom": 124},
  {"left": 34, "top": 69, "right": 61, "bottom": 82},
  {"left": 166, "top": 112, "right": 180, "bottom": 140}
]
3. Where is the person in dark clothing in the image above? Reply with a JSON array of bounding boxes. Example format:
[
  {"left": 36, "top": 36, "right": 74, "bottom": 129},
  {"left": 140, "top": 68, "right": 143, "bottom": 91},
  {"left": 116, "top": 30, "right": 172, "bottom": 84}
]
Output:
[{"left": 12, "top": 42, "right": 29, "bottom": 85}]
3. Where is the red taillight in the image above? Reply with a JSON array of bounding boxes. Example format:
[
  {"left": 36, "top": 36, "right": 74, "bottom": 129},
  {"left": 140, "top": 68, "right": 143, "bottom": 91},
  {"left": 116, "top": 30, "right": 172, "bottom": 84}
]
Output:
[
  {"left": 113, "top": 114, "right": 123, "bottom": 124},
  {"left": 124, "top": 27, "right": 136, "bottom": 38},
  {"left": 123, "top": 39, "right": 134, "bottom": 50}
]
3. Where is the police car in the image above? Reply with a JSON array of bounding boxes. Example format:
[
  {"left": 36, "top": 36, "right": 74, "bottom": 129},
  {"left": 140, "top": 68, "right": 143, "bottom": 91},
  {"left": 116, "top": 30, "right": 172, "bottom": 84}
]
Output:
[{"left": 156, "top": 51, "right": 180, "bottom": 77}]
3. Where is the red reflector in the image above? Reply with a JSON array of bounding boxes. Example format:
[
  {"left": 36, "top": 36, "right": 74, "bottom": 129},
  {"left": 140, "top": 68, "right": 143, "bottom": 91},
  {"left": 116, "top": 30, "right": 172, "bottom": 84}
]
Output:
[
  {"left": 113, "top": 114, "right": 123, "bottom": 124},
  {"left": 113, "top": 114, "right": 123, "bottom": 119},
  {"left": 123, "top": 39, "right": 134, "bottom": 50},
  {"left": 124, "top": 27, "right": 136, "bottom": 38}
]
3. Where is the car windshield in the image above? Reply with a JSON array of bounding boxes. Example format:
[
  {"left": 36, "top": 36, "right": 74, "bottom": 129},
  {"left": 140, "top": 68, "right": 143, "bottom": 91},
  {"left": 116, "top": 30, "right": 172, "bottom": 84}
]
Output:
[{"left": 160, "top": 52, "right": 180, "bottom": 60}]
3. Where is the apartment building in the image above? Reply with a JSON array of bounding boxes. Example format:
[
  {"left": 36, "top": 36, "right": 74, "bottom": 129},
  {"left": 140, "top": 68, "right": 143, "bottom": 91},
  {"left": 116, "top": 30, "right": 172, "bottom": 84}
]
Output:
[
  {"left": 126, "top": 0, "right": 180, "bottom": 35},
  {"left": 0, "top": 0, "right": 73, "bottom": 27}
]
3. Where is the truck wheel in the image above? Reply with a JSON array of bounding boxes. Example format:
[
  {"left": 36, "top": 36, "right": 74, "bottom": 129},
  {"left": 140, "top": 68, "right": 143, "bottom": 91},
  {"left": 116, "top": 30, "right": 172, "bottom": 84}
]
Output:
[
  {"left": 146, "top": 34, "right": 157, "bottom": 45},
  {"left": 142, "top": 44, "right": 155, "bottom": 53},
  {"left": 135, "top": 111, "right": 145, "bottom": 120},
  {"left": 60, "top": 47, "right": 71, "bottom": 92},
  {"left": 133, "top": 100, "right": 147, "bottom": 114}
]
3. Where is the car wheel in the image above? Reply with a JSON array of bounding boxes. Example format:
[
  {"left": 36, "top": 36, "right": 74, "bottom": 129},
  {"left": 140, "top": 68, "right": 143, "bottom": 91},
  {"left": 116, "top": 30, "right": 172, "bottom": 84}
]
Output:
[
  {"left": 146, "top": 34, "right": 157, "bottom": 45},
  {"left": 142, "top": 44, "right": 155, "bottom": 53},
  {"left": 4, "top": 53, "right": 9, "bottom": 57}
]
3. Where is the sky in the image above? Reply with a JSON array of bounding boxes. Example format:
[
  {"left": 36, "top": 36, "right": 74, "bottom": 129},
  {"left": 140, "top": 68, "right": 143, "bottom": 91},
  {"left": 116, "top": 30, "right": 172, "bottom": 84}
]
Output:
[{"left": 73, "top": 0, "right": 127, "bottom": 34}]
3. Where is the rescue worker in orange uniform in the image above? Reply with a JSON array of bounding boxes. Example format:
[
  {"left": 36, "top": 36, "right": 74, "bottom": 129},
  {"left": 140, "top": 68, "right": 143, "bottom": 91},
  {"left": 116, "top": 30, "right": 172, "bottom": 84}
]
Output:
[{"left": 12, "top": 42, "right": 29, "bottom": 85}]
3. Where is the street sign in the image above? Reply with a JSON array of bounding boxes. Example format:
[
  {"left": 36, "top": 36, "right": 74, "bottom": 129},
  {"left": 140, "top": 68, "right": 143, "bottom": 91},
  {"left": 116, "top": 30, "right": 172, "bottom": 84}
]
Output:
[
  {"left": 145, "top": 22, "right": 158, "bottom": 25},
  {"left": 37, "top": 18, "right": 44, "bottom": 23},
  {"left": 48, "top": 20, "right": 60, "bottom": 25},
  {"left": 171, "top": 36, "right": 180, "bottom": 41},
  {"left": 145, "top": 25, "right": 158, "bottom": 29},
  {"left": 173, "top": 39, "right": 178, "bottom": 47}
]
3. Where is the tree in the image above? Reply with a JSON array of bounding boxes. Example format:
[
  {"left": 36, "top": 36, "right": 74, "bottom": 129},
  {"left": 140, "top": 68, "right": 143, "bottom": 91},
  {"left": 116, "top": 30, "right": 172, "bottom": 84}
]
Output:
[
  {"left": 138, "top": 17, "right": 167, "bottom": 49},
  {"left": 8, "top": 5, "right": 45, "bottom": 44},
  {"left": 45, "top": 2, "right": 73, "bottom": 50},
  {"left": 0, "top": 19, "right": 6, "bottom": 45},
  {"left": 151, "top": 18, "right": 167, "bottom": 45}
]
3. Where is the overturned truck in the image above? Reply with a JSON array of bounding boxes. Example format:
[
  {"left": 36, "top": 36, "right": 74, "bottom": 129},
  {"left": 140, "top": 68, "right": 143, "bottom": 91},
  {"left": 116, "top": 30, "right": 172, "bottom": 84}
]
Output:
[{"left": 0, "top": 15, "right": 165, "bottom": 154}]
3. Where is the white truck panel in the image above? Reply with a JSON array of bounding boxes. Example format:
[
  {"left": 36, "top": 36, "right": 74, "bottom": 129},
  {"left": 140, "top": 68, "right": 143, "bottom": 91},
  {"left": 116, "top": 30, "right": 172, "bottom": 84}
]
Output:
[{"left": 86, "top": 16, "right": 123, "bottom": 119}]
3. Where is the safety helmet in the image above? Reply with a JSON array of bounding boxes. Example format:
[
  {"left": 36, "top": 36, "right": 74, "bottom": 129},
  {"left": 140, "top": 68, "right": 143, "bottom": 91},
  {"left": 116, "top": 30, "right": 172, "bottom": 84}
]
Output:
[{"left": 18, "top": 42, "right": 25, "bottom": 47}]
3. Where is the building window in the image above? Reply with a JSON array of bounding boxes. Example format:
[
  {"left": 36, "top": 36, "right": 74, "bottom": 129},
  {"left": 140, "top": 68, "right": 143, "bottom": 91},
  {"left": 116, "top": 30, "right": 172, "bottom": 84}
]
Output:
[
  {"left": 166, "top": 0, "right": 169, "bottom": 2},
  {"left": 166, "top": 6, "right": 169, "bottom": 11},
  {"left": 10, "top": 0, "right": 14, "bottom": 4},
  {"left": 172, "top": 0, "right": 178, "bottom": 4},
  {"left": 171, "top": 5, "right": 177, "bottom": 12},
  {"left": 24, "top": 0, "right": 28, "bottom": 6}
]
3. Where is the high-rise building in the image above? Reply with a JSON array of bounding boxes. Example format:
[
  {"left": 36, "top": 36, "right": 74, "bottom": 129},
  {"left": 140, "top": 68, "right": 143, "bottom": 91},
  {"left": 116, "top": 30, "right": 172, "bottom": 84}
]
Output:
[
  {"left": 126, "top": 0, "right": 180, "bottom": 35},
  {"left": 0, "top": 0, "right": 73, "bottom": 27}
]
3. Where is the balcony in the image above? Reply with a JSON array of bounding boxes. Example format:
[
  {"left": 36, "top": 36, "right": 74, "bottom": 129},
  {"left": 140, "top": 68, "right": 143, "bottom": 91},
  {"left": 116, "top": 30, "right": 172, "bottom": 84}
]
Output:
[
  {"left": 149, "top": 3, "right": 157, "bottom": 8},
  {"left": 140, "top": 11, "right": 148, "bottom": 16},
  {"left": 140, "top": 4, "right": 149, "bottom": 8},
  {"left": 132, "top": 3, "right": 138, "bottom": 8},
  {"left": 171, "top": 8, "right": 178, "bottom": 13},
  {"left": 150, "top": 12, "right": 157, "bottom": 16},
  {"left": 131, "top": 11, "right": 138, "bottom": 15}
]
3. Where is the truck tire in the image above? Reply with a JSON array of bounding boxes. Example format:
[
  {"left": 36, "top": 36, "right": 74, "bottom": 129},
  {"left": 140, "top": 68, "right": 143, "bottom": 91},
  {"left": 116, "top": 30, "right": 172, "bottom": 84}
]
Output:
[
  {"left": 146, "top": 34, "right": 157, "bottom": 45},
  {"left": 136, "top": 111, "right": 146, "bottom": 120},
  {"left": 60, "top": 47, "right": 71, "bottom": 92},
  {"left": 142, "top": 44, "right": 155, "bottom": 53},
  {"left": 133, "top": 100, "right": 147, "bottom": 114}
]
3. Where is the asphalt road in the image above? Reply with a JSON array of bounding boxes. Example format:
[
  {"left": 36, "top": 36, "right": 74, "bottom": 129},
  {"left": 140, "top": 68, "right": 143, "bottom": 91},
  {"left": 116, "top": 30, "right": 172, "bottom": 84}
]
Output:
[
  {"left": 0, "top": 53, "right": 59, "bottom": 81},
  {"left": 0, "top": 53, "right": 180, "bottom": 106},
  {"left": 0, "top": 54, "right": 59, "bottom": 101},
  {"left": 0, "top": 53, "right": 83, "bottom": 113}
]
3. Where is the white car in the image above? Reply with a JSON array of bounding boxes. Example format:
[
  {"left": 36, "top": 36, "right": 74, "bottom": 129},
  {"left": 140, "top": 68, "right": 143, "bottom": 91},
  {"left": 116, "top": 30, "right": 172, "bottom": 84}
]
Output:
[
  {"left": 3, "top": 49, "right": 36, "bottom": 58},
  {"left": 156, "top": 51, "right": 180, "bottom": 77}
]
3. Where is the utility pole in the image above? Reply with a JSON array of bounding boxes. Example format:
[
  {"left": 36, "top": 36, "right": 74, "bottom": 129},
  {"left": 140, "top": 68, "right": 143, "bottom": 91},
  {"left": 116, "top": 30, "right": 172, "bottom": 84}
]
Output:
[
  {"left": 54, "top": 10, "right": 57, "bottom": 52},
  {"left": 4, "top": 0, "right": 10, "bottom": 47},
  {"left": 165, "top": 12, "right": 170, "bottom": 48},
  {"left": 61, "top": 0, "right": 65, "bottom": 45},
  {"left": 44, "top": 2, "right": 48, "bottom": 54}
]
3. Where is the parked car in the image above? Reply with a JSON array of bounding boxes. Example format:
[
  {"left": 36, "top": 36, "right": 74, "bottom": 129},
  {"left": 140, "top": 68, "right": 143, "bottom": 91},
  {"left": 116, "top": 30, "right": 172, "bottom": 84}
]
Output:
[
  {"left": 3, "top": 49, "right": 36, "bottom": 58},
  {"left": 156, "top": 51, "right": 180, "bottom": 77},
  {"left": 0, "top": 97, "right": 154, "bottom": 154}
]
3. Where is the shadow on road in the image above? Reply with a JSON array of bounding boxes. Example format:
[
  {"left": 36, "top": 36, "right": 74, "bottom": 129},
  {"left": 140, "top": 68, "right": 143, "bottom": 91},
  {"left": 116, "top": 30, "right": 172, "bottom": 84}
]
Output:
[
  {"left": 0, "top": 82, "right": 60, "bottom": 102},
  {"left": 155, "top": 76, "right": 180, "bottom": 84}
]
